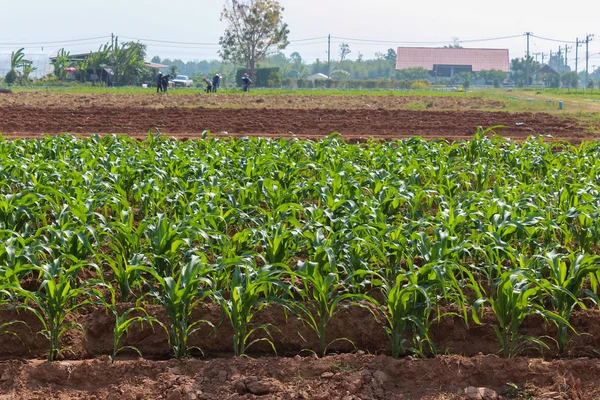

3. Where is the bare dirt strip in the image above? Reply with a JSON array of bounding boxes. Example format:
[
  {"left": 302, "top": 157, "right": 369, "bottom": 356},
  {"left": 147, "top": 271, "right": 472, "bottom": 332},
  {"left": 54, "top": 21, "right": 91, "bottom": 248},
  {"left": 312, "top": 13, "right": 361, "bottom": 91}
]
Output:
[
  {"left": 0, "top": 92, "right": 504, "bottom": 110},
  {"left": 0, "top": 106, "right": 594, "bottom": 143},
  {"left": 1, "top": 354, "right": 599, "bottom": 399}
]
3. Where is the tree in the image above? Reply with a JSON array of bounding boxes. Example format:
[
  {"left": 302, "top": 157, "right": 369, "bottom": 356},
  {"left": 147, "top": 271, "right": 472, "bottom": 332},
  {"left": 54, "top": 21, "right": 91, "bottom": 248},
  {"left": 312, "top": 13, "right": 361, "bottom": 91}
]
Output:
[
  {"left": 331, "top": 70, "right": 350, "bottom": 80},
  {"left": 456, "top": 71, "right": 472, "bottom": 89},
  {"left": 395, "top": 67, "right": 430, "bottom": 81},
  {"left": 219, "top": 0, "right": 289, "bottom": 80},
  {"left": 560, "top": 71, "right": 579, "bottom": 88},
  {"left": 52, "top": 48, "right": 70, "bottom": 81},
  {"left": 86, "top": 44, "right": 112, "bottom": 85},
  {"left": 5, "top": 48, "right": 34, "bottom": 85},
  {"left": 444, "top": 37, "right": 462, "bottom": 48},
  {"left": 385, "top": 48, "right": 397, "bottom": 62},
  {"left": 110, "top": 40, "right": 148, "bottom": 86},
  {"left": 478, "top": 69, "right": 508, "bottom": 88},
  {"left": 510, "top": 56, "right": 540, "bottom": 87},
  {"left": 339, "top": 43, "right": 351, "bottom": 61},
  {"left": 289, "top": 52, "right": 302, "bottom": 64}
]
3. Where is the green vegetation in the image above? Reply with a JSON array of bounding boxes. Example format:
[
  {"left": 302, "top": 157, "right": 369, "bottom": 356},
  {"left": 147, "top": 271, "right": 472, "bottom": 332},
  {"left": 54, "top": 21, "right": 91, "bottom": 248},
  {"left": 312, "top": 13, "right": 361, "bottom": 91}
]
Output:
[{"left": 1, "top": 132, "right": 600, "bottom": 361}]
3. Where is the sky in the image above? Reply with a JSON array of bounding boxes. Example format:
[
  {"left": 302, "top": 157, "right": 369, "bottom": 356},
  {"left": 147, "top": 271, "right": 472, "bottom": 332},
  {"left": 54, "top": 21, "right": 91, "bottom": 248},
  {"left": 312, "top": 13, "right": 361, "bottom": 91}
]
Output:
[{"left": 1, "top": 0, "right": 600, "bottom": 73}]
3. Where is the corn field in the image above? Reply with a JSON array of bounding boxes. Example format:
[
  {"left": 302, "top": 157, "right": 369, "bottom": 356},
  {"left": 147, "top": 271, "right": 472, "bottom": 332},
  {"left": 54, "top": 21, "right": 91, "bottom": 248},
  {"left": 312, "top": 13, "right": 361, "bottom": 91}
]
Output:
[{"left": 1, "top": 131, "right": 599, "bottom": 361}]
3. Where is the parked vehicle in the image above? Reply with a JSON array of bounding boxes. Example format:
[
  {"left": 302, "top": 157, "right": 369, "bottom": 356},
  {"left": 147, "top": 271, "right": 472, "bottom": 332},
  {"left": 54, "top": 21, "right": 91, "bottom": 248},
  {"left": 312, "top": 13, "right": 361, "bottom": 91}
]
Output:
[{"left": 172, "top": 75, "right": 193, "bottom": 87}]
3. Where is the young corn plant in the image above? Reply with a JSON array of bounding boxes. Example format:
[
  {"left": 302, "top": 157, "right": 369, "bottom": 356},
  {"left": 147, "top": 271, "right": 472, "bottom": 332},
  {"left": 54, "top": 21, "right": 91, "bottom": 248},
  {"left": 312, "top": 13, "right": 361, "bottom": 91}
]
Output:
[
  {"left": 88, "top": 277, "right": 164, "bottom": 362},
  {"left": 8, "top": 258, "right": 97, "bottom": 361},
  {"left": 285, "top": 248, "right": 376, "bottom": 357},
  {"left": 214, "top": 263, "right": 288, "bottom": 357},
  {"left": 479, "top": 270, "right": 571, "bottom": 358},
  {"left": 534, "top": 251, "right": 599, "bottom": 353},
  {"left": 147, "top": 254, "right": 214, "bottom": 359}
]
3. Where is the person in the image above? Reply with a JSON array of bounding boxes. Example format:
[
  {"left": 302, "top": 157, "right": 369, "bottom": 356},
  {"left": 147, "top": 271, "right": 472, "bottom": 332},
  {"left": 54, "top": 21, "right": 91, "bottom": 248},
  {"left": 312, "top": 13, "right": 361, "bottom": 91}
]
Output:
[
  {"left": 242, "top": 73, "right": 252, "bottom": 92},
  {"left": 203, "top": 76, "right": 213, "bottom": 93},
  {"left": 212, "top": 73, "right": 221, "bottom": 92},
  {"left": 162, "top": 74, "right": 169, "bottom": 92},
  {"left": 156, "top": 72, "right": 163, "bottom": 93}
]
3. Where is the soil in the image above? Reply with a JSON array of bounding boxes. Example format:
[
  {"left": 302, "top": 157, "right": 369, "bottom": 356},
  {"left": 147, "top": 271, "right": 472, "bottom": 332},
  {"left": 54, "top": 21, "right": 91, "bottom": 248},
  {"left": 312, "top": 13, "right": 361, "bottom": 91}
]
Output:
[
  {"left": 1, "top": 92, "right": 503, "bottom": 110},
  {"left": 1, "top": 354, "right": 600, "bottom": 399},
  {"left": 0, "top": 106, "right": 593, "bottom": 143},
  {"left": 1, "top": 305, "right": 600, "bottom": 398}
]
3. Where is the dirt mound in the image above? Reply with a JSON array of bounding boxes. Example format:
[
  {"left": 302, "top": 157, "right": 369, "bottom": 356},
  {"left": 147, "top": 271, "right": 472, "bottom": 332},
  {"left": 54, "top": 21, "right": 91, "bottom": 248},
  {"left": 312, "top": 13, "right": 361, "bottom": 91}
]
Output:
[
  {"left": 0, "top": 106, "right": 591, "bottom": 143},
  {"left": 0, "top": 88, "right": 12, "bottom": 94},
  {"left": 0, "top": 354, "right": 597, "bottom": 399}
]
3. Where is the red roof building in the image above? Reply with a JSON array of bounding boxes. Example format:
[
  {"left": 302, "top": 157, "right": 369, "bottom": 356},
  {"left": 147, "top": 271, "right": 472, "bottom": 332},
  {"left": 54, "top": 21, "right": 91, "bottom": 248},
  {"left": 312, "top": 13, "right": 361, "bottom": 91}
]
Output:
[{"left": 396, "top": 47, "right": 510, "bottom": 77}]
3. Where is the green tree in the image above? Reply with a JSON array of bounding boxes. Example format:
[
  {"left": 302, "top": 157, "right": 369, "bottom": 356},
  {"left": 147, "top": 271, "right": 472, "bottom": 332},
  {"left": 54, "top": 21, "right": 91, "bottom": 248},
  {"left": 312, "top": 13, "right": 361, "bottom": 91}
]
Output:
[
  {"left": 5, "top": 48, "right": 29, "bottom": 85},
  {"left": 219, "top": 0, "right": 289, "bottom": 80},
  {"left": 85, "top": 44, "right": 112, "bottom": 85},
  {"left": 110, "top": 40, "right": 148, "bottom": 86},
  {"left": 478, "top": 69, "right": 508, "bottom": 88},
  {"left": 510, "top": 56, "right": 540, "bottom": 87},
  {"left": 51, "top": 48, "right": 70, "bottom": 81},
  {"left": 560, "top": 71, "right": 579, "bottom": 88},
  {"left": 395, "top": 67, "right": 430, "bottom": 81},
  {"left": 385, "top": 48, "right": 397, "bottom": 62},
  {"left": 339, "top": 43, "right": 351, "bottom": 61}
]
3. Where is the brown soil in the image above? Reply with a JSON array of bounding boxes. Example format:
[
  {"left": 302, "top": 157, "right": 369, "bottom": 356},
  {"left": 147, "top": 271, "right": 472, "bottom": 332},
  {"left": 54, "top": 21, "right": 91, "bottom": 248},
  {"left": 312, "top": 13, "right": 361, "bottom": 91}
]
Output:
[
  {"left": 1, "top": 92, "right": 502, "bottom": 110},
  {"left": 1, "top": 354, "right": 599, "bottom": 399},
  {"left": 0, "top": 106, "right": 592, "bottom": 143},
  {"left": 1, "top": 304, "right": 599, "bottom": 361}
]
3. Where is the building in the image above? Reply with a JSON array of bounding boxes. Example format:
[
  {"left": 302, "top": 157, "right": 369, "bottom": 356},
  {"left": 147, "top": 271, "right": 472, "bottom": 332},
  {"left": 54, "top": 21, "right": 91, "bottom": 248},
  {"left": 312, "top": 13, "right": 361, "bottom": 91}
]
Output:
[{"left": 396, "top": 47, "right": 510, "bottom": 79}]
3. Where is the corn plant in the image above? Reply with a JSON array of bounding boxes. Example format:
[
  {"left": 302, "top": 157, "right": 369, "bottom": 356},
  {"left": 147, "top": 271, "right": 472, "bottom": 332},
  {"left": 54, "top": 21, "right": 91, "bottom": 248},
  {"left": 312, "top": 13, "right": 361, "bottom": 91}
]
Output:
[
  {"left": 534, "top": 251, "right": 600, "bottom": 353},
  {"left": 146, "top": 254, "right": 214, "bottom": 359},
  {"left": 5, "top": 258, "right": 97, "bottom": 361},
  {"left": 477, "top": 270, "right": 571, "bottom": 358},
  {"left": 214, "top": 262, "right": 288, "bottom": 357},
  {"left": 284, "top": 248, "right": 376, "bottom": 357},
  {"left": 90, "top": 280, "right": 163, "bottom": 362}
]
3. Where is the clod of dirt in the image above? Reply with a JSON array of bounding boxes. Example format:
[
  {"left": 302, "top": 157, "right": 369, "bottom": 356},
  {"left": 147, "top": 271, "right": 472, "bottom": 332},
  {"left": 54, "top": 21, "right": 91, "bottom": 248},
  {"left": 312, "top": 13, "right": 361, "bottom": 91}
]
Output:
[
  {"left": 0, "top": 88, "right": 12, "bottom": 94},
  {"left": 255, "top": 98, "right": 265, "bottom": 103},
  {"left": 463, "top": 386, "right": 499, "bottom": 400}
]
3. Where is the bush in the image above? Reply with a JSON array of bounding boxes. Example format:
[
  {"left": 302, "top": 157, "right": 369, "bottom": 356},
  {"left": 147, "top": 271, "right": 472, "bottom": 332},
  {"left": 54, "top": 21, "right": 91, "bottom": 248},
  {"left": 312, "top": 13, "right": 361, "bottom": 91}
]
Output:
[
  {"left": 4, "top": 70, "right": 18, "bottom": 85},
  {"left": 410, "top": 81, "right": 430, "bottom": 90}
]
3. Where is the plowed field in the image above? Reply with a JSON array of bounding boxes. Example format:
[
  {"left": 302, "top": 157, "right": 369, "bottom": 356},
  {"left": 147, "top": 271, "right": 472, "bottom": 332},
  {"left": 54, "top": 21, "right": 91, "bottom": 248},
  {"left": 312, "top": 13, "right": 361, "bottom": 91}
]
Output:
[{"left": 0, "top": 106, "right": 593, "bottom": 143}]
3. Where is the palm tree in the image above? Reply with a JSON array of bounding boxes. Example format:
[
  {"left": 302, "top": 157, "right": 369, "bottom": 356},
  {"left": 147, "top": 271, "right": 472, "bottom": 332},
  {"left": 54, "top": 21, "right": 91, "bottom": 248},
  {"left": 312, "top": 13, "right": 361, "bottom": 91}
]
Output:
[{"left": 5, "top": 48, "right": 27, "bottom": 84}]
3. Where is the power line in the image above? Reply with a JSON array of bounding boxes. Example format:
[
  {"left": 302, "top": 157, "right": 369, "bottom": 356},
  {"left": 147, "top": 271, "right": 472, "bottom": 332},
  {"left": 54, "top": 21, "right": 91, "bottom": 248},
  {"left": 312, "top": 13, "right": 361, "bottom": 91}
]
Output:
[
  {"left": 531, "top": 35, "right": 577, "bottom": 44},
  {"left": 0, "top": 36, "right": 110, "bottom": 46}
]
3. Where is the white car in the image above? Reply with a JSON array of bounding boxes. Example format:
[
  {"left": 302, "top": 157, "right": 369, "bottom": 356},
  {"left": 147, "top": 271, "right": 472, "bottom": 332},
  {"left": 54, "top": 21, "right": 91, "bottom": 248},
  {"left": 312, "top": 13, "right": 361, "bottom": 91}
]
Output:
[{"left": 172, "top": 75, "right": 193, "bottom": 87}]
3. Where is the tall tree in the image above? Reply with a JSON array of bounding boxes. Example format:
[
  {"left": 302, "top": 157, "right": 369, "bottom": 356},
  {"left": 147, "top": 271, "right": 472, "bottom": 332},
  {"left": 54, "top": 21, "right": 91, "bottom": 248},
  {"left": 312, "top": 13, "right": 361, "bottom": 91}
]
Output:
[
  {"left": 5, "top": 48, "right": 30, "bottom": 84},
  {"left": 339, "top": 43, "right": 351, "bottom": 61},
  {"left": 52, "top": 48, "right": 70, "bottom": 80},
  {"left": 219, "top": 0, "right": 289, "bottom": 79}
]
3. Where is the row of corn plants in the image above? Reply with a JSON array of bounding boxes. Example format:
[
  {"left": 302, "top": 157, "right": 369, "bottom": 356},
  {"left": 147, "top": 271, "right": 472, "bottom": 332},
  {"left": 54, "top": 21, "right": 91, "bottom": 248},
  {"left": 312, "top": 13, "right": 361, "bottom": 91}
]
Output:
[{"left": 0, "top": 131, "right": 599, "bottom": 361}]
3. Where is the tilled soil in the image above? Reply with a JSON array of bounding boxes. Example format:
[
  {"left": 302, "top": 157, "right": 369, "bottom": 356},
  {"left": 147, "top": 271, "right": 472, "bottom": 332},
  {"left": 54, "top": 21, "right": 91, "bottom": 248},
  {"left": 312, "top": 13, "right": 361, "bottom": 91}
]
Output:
[
  {"left": 0, "top": 106, "right": 593, "bottom": 143},
  {"left": 1, "top": 354, "right": 599, "bottom": 399},
  {"left": 0, "top": 92, "right": 503, "bottom": 110},
  {"left": 1, "top": 304, "right": 599, "bottom": 361}
]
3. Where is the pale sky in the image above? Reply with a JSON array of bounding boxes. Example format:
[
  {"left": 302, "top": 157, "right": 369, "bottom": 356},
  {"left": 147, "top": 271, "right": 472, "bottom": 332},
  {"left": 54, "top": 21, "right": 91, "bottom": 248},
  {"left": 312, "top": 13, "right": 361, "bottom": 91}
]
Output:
[{"left": 2, "top": 0, "right": 600, "bottom": 70}]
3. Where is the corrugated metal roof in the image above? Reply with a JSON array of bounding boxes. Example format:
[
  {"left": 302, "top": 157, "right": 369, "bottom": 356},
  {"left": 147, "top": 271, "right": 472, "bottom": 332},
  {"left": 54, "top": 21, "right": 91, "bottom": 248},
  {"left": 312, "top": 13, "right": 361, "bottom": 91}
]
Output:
[{"left": 396, "top": 47, "right": 510, "bottom": 72}]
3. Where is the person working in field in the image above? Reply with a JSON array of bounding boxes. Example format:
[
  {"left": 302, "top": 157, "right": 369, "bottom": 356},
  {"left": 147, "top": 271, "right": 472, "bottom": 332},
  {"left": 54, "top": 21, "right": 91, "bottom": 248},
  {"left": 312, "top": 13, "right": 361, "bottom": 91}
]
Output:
[
  {"left": 212, "top": 73, "right": 221, "bottom": 92},
  {"left": 156, "top": 72, "right": 163, "bottom": 93},
  {"left": 242, "top": 73, "right": 252, "bottom": 92},
  {"left": 161, "top": 75, "right": 170, "bottom": 92},
  {"left": 203, "top": 76, "right": 213, "bottom": 93}
]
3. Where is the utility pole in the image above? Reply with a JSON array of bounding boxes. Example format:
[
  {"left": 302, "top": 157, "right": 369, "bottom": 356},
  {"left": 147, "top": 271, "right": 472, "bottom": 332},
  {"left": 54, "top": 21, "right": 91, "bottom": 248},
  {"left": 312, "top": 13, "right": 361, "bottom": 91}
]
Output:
[
  {"left": 585, "top": 34, "right": 594, "bottom": 89},
  {"left": 111, "top": 33, "right": 114, "bottom": 48},
  {"left": 327, "top": 34, "right": 331, "bottom": 79},
  {"left": 557, "top": 47, "right": 562, "bottom": 72},
  {"left": 541, "top": 52, "right": 545, "bottom": 65},
  {"left": 564, "top": 45, "right": 571, "bottom": 69},
  {"left": 525, "top": 32, "right": 532, "bottom": 85},
  {"left": 533, "top": 52, "right": 541, "bottom": 63},
  {"left": 575, "top": 38, "right": 579, "bottom": 73}
]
